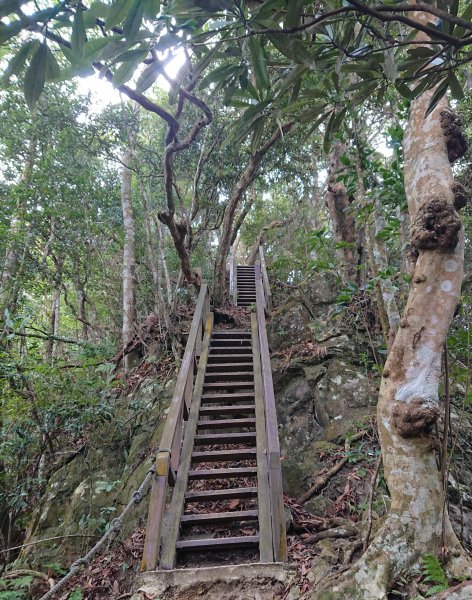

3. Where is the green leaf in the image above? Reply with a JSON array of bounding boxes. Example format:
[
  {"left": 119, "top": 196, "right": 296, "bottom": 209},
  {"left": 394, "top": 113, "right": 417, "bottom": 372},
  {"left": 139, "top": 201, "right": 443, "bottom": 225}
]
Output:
[
  {"left": 24, "top": 41, "right": 47, "bottom": 109},
  {"left": 267, "top": 32, "right": 307, "bottom": 64},
  {"left": 0, "top": 0, "right": 27, "bottom": 18},
  {"left": 135, "top": 60, "right": 163, "bottom": 92},
  {"left": 0, "top": 19, "right": 22, "bottom": 44},
  {"left": 45, "top": 45, "right": 61, "bottom": 81},
  {"left": 143, "top": 0, "right": 159, "bottom": 19},
  {"left": 3, "top": 40, "right": 37, "bottom": 80},
  {"left": 106, "top": 0, "right": 131, "bottom": 30},
  {"left": 383, "top": 50, "right": 398, "bottom": 83},
  {"left": 425, "top": 78, "right": 448, "bottom": 117},
  {"left": 323, "top": 110, "right": 336, "bottom": 154},
  {"left": 454, "top": 3, "right": 472, "bottom": 37},
  {"left": 199, "top": 63, "right": 237, "bottom": 89},
  {"left": 71, "top": 9, "right": 87, "bottom": 58},
  {"left": 112, "top": 48, "right": 147, "bottom": 86},
  {"left": 395, "top": 81, "right": 413, "bottom": 99},
  {"left": 249, "top": 37, "right": 270, "bottom": 90},
  {"left": 97, "top": 38, "right": 128, "bottom": 61},
  {"left": 284, "top": 0, "right": 305, "bottom": 28},
  {"left": 83, "top": 37, "right": 110, "bottom": 60},
  {"left": 448, "top": 71, "right": 464, "bottom": 100},
  {"left": 123, "top": 0, "right": 145, "bottom": 42},
  {"left": 84, "top": 1, "right": 109, "bottom": 27}
]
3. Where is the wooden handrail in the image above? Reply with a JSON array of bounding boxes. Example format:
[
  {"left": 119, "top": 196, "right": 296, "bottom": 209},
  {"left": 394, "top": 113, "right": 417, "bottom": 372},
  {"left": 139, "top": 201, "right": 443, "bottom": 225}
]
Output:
[
  {"left": 229, "top": 246, "right": 237, "bottom": 305},
  {"left": 254, "top": 264, "right": 287, "bottom": 562},
  {"left": 258, "top": 245, "right": 272, "bottom": 310},
  {"left": 141, "top": 283, "right": 211, "bottom": 571}
]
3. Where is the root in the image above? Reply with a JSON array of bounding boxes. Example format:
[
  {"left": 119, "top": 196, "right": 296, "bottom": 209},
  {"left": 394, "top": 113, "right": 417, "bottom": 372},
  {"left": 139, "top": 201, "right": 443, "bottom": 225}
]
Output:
[
  {"left": 309, "top": 515, "right": 414, "bottom": 600},
  {"left": 309, "top": 513, "right": 472, "bottom": 600},
  {"left": 297, "top": 431, "right": 367, "bottom": 504}
]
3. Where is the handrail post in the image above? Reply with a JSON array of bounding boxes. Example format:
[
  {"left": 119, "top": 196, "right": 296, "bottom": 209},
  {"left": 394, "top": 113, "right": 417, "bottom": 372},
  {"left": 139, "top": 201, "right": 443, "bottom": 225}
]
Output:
[
  {"left": 141, "top": 283, "right": 210, "bottom": 570},
  {"left": 254, "top": 264, "right": 287, "bottom": 562},
  {"left": 258, "top": 245, "right": 272, "bottom": 311},
  {"left": 229, "top": 246, "right": 237, "bottom": 305}
]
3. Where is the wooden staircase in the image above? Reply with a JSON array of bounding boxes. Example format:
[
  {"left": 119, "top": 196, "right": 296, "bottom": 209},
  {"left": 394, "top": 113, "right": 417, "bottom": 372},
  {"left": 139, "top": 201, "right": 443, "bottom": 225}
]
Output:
[
  {"left": 142, "top": 246, "right": 286, "bottom": 571},
  {"left": 236, "top": 265, "right": 256, "bottom": 306}
]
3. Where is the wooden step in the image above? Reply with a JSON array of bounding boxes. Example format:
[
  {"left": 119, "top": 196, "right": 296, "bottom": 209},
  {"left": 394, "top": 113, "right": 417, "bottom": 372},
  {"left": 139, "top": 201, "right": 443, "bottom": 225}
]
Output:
[
  {"left": 207, "top": 354, "right": 254, "bottom": 362},
  {"left": 176, "top": 535, "right": 259, "bottom": 552},
  {"left": 199, "top": 404, "right": 255, "bottom": 415},
  {"left": 188, "top": 466, "right": 258, "bottom": 480},
  {"left": 209, "top": 348, "right": 252, "bottom": 355},
  {"left": 203, "top": 381, "right": 254, "bottom": 390},
  {"left": 204, "top": 372, "right": 254, "bottom": 381},
  {"left": 212, "top": 331, "right": 251, "bottom": 336},
  {"left": 211, "top": 337, "right": 251, "bottom": 344},
  {"left": 206, "top": 363, "right": 254, "bottom": 372},
  {"left": 185, "top": 486, "right": 258, "bottom": 500},
  {"left": 197, "top": 418, "right": 256, "bottom": 429},
  {"left": 181, "top": 510, "right": 259, "bottom": 526},
  {"left": 201, "top": 392, "right": 255, "bottom": 403},
  {"left": 191, "top": 448, "right": 257, "bottom": 462},
  {"left": 194, "top": 432, "right": 257, "bottom": 445}
]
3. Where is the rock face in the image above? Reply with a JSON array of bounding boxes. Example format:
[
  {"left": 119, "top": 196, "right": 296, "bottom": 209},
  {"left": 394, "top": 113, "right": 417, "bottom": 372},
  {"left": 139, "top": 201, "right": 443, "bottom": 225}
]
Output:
[
  {"left": 20, "top": 379, "right": 174, "bottom": 567},
  {"left": 272, "top": 346, "right": 375, "bottom": 499}
]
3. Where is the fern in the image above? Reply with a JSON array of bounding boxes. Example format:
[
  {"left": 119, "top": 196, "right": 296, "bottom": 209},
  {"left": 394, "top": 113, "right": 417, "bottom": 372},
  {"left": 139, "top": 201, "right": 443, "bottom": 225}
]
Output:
[{"left": 422, "top": 554, "right": 448, "bottom": 596}]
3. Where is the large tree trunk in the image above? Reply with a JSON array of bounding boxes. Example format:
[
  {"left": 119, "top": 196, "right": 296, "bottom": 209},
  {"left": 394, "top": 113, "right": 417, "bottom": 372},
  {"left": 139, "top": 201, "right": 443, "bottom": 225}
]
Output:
[
  {"left": 121, "top": 146, "right": 137, "bottom": 372},
  {"left": 314, "top": 11, "right": 470, "bottom": 600}
]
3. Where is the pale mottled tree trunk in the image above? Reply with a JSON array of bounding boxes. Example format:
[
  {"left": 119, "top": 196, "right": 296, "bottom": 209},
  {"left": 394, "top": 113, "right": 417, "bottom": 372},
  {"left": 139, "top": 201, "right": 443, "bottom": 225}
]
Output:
[
  {"left": 314, "top": 9, "right": 471, "bottom": 599},
  {"left": 374, "top": 198, "right": 401, "bottom": 349},
  {"left": 0, "top": 138, "right": 36, "bottom": 316},
  {"left": 121, "top": 146, "right": 136, "bottom": 372}
]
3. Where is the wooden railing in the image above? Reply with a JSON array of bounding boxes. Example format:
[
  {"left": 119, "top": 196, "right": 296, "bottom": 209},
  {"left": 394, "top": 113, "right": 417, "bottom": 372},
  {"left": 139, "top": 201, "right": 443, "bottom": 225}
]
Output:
[
  {"left": 141, "top": 283, "right": 211, "bottom": 571},
  {"left": 258, "top": 245, "right": 272, "bottom": 310},
  {"left": 254, "top": 263, "right": 287, "bottom": 562},
  {"left": 229, "top": 245, "right": 237, "bottom": 305}
]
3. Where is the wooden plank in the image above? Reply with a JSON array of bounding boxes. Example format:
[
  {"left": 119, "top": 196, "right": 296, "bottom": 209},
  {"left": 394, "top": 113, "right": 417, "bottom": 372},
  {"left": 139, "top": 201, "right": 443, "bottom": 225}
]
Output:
[
  {"left": 185, "top": 487, "right": 258, "bottom": 501},
  {"left": 259, "top": 246, "right": 272, "bottom": 310},
  {"left": 255, "top": 266, "right": 287, "bottom": 562},
  {"left": 188, "top": 467, "right": 258, "bottom": 480},
  {"left": 191, "top": 448, "right": 257, "bottom": 462},
  {"left": 141, "top": 452, "right": 170, "bottom": 570},
  {"left": 251, "top": 313, "right": 274, "bottom": 563},
  {"left": 158, "top": 313, "right": 213, "bottom": 570},
  {"left": 193, "top": 432, "right": 257, "bottom": 445},
  {"left": 199, "top": 404, "right": 255, "bottom": 415},
  {"left": 176, "top": 536, "right": 259, "bottom": 551},
  {"left": 196, "top": 418, "right": 256, "bottom": 429},
  {"left": 201, "top": 392, "right": 255, "bottom": 403},
  {"left": 206, "top": 364, "right": 254, "bottom": 373},
  {"left": 158, "top": 284, "right": 209, "bottom": 456},
  {"left": 204, "top": 372, "right": 254, "bottom": 381},
  {"left": 181, "top": 510, "right": 259, "bottom": 525}
]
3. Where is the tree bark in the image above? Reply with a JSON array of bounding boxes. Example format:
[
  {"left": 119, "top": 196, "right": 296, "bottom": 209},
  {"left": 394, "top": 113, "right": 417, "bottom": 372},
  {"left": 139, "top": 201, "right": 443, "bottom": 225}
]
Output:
[
  {"left": 0, "top": 137, "right": 36, "bottom": 316},
  {"left": 374, "top": 197, "right": 401, "bottom": 350},
  {"left": 313, "top": 9, "right": 471, "bottom": 599},
  {"left": 121, "top": 146, "right": 137, "bottom": 372},
  {"left": 213, "top": 122, "right": 293, "bottom": 305},
  {"left": 325, "top": 140, "right": 358, "bottom": 284}
]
